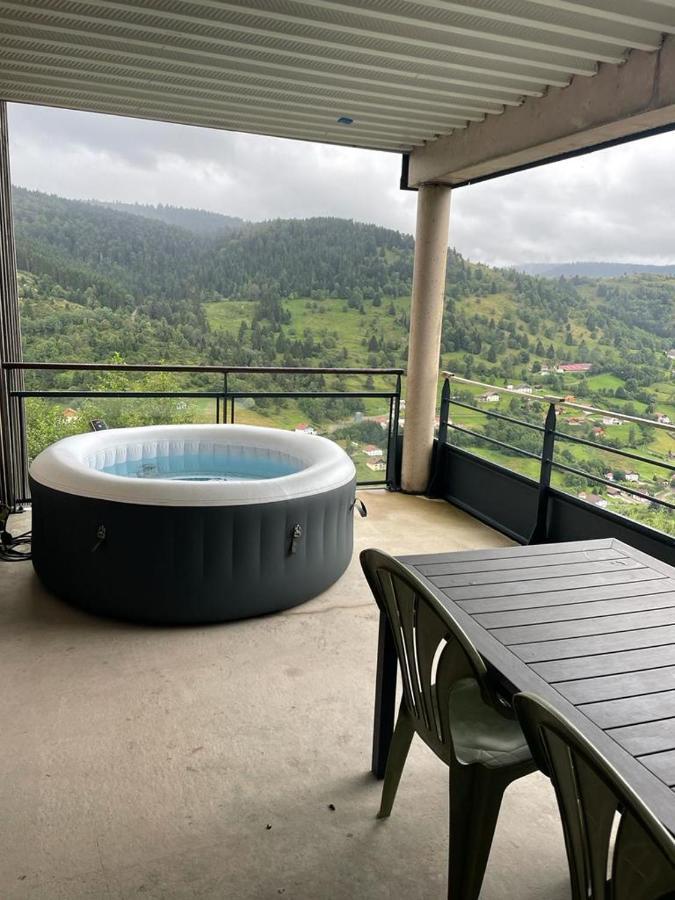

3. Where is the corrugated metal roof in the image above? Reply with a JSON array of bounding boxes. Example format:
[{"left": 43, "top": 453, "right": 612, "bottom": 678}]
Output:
[{"left": 0, "top": 0, "right": 670, "bottom": 151}]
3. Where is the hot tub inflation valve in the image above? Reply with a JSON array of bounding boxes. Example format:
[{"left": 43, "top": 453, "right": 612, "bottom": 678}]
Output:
[
  {"left": 289, "top": 523, "right": 303, "bottom": 555},
  {"left": 92, "top": 524, "right": 106, "bottom": 553}
]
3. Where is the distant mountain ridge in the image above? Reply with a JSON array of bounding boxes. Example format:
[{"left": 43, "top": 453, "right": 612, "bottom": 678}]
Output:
[
  {"left": 520, "top": 261, "right": 675, "bottom": 278},
  {"left": 95, "top": 200, "right": 245, "bottom": 236}
]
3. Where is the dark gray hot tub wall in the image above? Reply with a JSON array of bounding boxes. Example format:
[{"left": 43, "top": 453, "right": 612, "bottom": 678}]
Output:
[{"left": 30, "top": 475, "right": 356, "bottom": 624}]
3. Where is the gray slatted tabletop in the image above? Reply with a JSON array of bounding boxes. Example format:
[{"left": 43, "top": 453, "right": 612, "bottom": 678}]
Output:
[{"left": 371, "top": 538, "right": 675, "bottom": 833}]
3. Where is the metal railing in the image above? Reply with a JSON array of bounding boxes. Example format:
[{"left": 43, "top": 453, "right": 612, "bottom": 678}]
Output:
[
  {"left": 0, "top": 362, "right": 403, "bottom": 506},
  {"left": 434, "top": 372, "right": 675, "bottom": 541}
]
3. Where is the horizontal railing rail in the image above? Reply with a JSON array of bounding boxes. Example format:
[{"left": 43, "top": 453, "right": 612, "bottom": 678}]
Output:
[
  {"left": 0, "top": 362, "right": 403, "bottom": 506},
  {"left": 441, "top": 372, "right": 675, "bottom": 432},
  {"left": 434, "top": 372, "right": 675, "bottom": 543},
  {"left": 4, "top": 362, "right": 403, "bottom": 375}
]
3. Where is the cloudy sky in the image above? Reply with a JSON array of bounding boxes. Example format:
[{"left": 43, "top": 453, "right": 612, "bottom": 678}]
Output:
[{"left": 8, "top": 101, "right": 675, "bottom": 266}]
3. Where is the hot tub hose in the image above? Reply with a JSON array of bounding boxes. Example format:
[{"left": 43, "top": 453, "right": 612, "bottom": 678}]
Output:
[{"left": 0, "top": 505, "right": 32, "bottom": 562}]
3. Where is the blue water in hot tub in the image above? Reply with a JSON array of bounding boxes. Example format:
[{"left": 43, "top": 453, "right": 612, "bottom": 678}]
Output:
[{"left": 101, "top": 451, "right": 302, "bottom": 482}]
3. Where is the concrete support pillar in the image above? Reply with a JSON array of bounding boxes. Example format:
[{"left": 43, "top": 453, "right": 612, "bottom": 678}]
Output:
[{"left": 401, "top": 183, "right": 451, "bottom": 493}]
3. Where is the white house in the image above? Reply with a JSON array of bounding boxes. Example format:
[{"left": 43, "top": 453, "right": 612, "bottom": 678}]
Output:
[
  {"left": 656, "top": 413, "right": 672, "bottom": 425},
  {"left": 478, "top": 391, "right": 500, "bottom": 403},
  {"left": 601, "top": 417, "right": 622, "bottom": 426},
  {"left": 294, "top": 423, "right": 316, "bottom": 435},
  {"left": 366, "top": 460, "right": 386, "bottom": 472},
  {"left": 363, "top": 445, "right": 383, "bottom": 458},
  {"left": 624, "top": 472, "right": 640, "bottom": 482},
  {"left": 515, "top": 384, "right": 533, "bottom": 394}
]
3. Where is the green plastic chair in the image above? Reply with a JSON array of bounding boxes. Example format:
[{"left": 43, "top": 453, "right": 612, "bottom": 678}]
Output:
[
  {"left": 514, "top": 692, "right": 675, "bottom": 900},
  {"left": 361, "top": 548, "right": 535, "bottom": 900}
]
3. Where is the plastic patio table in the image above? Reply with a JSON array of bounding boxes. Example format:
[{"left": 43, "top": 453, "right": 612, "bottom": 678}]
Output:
[{"left": 371, "top": 538, "right": 675, "bottom": 833}]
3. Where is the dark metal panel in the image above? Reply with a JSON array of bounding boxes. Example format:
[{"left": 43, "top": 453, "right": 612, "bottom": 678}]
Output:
[
  {"left": 548, "top": 491, "right": 675, "bottom": 565},
  {"left": 431, "top": 442, "right": 537, "bottom": 543},
  {"left": 432, "top": 443, "right": 674, "bottom": 566}
]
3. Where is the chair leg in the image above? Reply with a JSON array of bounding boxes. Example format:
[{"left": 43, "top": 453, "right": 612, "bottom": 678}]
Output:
[
  {"left": 447, "top": 762, "right": 513, "bottom": 900},
  {"left": 377, "top": 702, "right": 415, "bottom": 819}
]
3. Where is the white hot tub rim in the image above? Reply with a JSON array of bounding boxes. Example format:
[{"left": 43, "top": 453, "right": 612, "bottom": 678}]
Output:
[{"left": 29, "top": 423, "right": 356, "bottom": 506}]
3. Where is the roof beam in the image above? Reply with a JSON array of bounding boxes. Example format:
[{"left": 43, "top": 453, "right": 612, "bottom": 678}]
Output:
[
  {"left": 524, "top": 0, "right": 675, "bottom": 34},
  {"left": 1, "top": 76, "right": 429, "bottom": 143},
  {"left": 290, "top": 0, "right": 660, "bottom": 51},
  {"left": 0, "top": 55, "right": 485, "bottom": 128},
  {"left": 408, "top": 38, "right": 675, "bottom": 187},
  {"left": 5, "top": 89, "right": 414, "bottom": 151},
  {"left": 45, "top": 0, "right": 570, "bottom": 91},
  {"left": 0, "top": 17, "right": 531, "bottom": 107},
  {"left": 0, "top": 38, "right": 497, "bottom": 119},
  {"left": 0, "top": 0, "right": 603, "bottom": 76}
]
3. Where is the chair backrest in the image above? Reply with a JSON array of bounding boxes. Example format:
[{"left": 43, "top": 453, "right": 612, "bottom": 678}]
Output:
[
  {"left": 514, "top": 693, "right": 675, "bottom": 900},
  {"left": 360, "top": 547, "right": 500, "bottom": 764}
]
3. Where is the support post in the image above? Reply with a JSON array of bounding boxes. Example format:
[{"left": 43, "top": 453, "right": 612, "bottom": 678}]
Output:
[
  {"left": 428, "top": 375, "right": 451, "bottom": 497},
  {"left": 529, "top": 402, "right": 557, "bottom": 544},
  {"left": 0, "top": 101, "right": 24, "bottom": 509},
  {"left": 385, "top": 373, "right": 401, "bottom": 490},
  {"left": 401, "top": 183, "right": 451, "bottom": 493}
]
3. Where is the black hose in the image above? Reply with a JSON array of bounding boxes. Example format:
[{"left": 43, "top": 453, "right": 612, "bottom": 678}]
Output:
[{"left": 0, "top": 508, "right": 32, "bottom": 561}]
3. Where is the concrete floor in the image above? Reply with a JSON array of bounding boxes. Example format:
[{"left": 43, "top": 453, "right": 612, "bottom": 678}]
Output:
[{"left": 0, "top": 492, "right": 571, "bottom": 899}]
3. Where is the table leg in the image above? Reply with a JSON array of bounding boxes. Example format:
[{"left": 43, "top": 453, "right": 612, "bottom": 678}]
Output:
[{"left": 372, "top": 609, "right": 397, "bottom": 779}]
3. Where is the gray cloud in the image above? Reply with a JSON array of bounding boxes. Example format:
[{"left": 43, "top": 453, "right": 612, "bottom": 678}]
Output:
[{"left": 8, "top": 102, "right": 675, "bottom": 266}]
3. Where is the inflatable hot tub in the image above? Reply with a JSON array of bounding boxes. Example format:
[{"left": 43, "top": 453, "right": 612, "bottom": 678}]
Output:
[{"left": 29, "top": 424, "right": 357, "bottom": 624}]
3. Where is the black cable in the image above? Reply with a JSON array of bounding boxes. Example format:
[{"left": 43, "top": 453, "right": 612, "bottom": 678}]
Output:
[{"left": 0, "top": 507, "right": 32, "bottom": 561}]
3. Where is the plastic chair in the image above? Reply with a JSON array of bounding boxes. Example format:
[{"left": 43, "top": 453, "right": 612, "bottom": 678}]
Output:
[
  {"left": 361, "top": 548, "right": 535, "bottom": 900},
  {"left": 514, "top": 692, "right": 675, "bottom": 900}
]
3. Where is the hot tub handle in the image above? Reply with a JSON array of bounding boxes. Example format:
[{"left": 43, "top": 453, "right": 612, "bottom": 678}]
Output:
[
  {"left": 91, "top": 524, "right": 107, "bottom": 553},
  {"left": 289, "top": 523, "right": 303, "bottom": 555}
]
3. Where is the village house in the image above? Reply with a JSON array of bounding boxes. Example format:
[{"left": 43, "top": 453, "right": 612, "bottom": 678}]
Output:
[
  {"left": 515, "top": 384, "right": 533, "bottom": 394},
  {"left": 656, "top": 413, "right": 672, "bottom": 425},
  {"left": 363, "top": 445, "right": 383, "bottom": 458},
  {"left": 558, "top": 363, "right": 593, "bottom": 373},
  {"left": 578, "top": 492, "right": 608, "bottom": 509},
  {"left": 294, "top": 423, "right": 316, "bottom": 435},
  {"left": 62, "top": 407, "right": 79, "bottom": 423},
  {"left": 478, "top": 391, "right": 500, "bottom": 403},
  {"left": 366, "top": 460, "right": 386, "bottom": 472},
  {"left": 602, "top": 416, "right": 622, "bottom": 426},
  {"left": 625, "top": 472, "right": 640, "bottom": 482}
]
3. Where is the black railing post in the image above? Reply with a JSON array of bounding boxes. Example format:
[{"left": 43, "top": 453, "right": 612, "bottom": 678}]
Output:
[
  {"left": 385, "top": 373, "right": 401, "bottom": 490},
  {"left": 529, "top": 401, "right": 557, "bottom": 544},
  {"left": 222, "top": 372, "right": 228, "bottom": 425},
  {"left": 437, "top": 375, "right": 451, "bottom": 448},
  {"left": 428, "top": 375, "right": 451, "bottom": 497}
]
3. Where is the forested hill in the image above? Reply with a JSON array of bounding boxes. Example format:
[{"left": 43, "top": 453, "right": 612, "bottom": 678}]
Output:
[
  {"left": 12, "top": 187, "right": 416, "bottom": 306},
  {"left": 522, "top": 261, "right": 675, "bottom": 278},
  {"left": 97, "top": 201, "right": 244, "bottom": 236},
  {"left": 11, "top": 186, "right": 674, "bottom": 390},
  {"left": 14, "top": 187, "right": 204, "bottom": 310}
]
